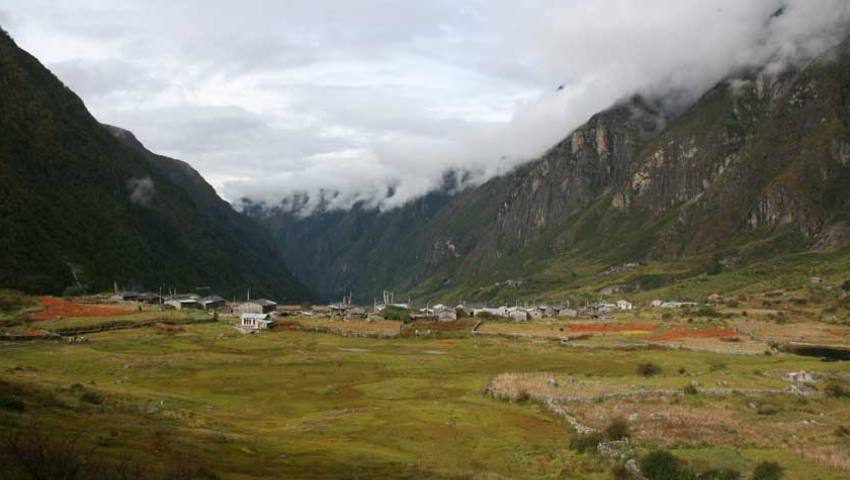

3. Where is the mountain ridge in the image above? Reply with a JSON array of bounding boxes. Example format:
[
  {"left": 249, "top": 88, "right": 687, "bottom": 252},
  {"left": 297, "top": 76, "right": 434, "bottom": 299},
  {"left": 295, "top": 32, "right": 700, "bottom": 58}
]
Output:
[
  {"left": 0, "top": 28, "right": 314, "bottom": 301},
  {"left": 252, "top": 37, "right": 850, "bottom": 304}
]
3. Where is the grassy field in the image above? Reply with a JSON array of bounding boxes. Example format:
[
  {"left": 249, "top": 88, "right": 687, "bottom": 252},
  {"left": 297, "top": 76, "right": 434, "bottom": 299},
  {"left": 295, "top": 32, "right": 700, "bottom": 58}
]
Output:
[{"left": 1, "top": 318, "right": 849, "bottom": 479}]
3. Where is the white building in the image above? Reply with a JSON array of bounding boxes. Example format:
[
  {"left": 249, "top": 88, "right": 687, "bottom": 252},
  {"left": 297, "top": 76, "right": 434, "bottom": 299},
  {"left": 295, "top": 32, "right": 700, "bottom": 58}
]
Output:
[
  {"left": 240, "top": 313, "right": 274, "bottom": 330},
  {"left": 616, "top": 300, "right": 634, "bottom": 311}
]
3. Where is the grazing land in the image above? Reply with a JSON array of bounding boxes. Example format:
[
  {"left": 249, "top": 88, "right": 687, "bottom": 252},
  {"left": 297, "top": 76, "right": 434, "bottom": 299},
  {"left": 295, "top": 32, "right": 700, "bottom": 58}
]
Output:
[{"left": 1, "top": 302, "right": 850, "bottom": 479}]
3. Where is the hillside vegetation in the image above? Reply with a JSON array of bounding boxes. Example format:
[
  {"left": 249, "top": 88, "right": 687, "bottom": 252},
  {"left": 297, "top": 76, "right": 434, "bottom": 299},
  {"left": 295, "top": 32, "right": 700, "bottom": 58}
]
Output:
[
  {"left": 256, "top": 38, "right": 850, "bottom": 305},
  {"left": 0, "top": 29, "right": 312, "bottom": 302}
]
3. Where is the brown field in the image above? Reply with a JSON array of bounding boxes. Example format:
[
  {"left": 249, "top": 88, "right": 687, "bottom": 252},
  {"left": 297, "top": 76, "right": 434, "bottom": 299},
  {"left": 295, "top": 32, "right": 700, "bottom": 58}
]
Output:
[
  {"left": 649, "top": 327, "right": 740, "bottom": 341},
  {"left": 294, "top": 317, "right": 402, "bottom": 337},
  {"left": 29, "top": 296, "right": 133, "bottom": 321},
  {"left": 734, "top": 320, "right": 850, "bottom": 346},
  {"left": 567, "top": 322, "right": 657, "bottom": 334}
]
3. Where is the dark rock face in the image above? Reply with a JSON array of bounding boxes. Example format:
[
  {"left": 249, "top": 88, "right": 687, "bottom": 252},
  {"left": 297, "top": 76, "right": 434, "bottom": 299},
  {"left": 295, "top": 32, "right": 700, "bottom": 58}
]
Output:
[{"left": 255, "top": 38, "right": 850, "bottom": 303}]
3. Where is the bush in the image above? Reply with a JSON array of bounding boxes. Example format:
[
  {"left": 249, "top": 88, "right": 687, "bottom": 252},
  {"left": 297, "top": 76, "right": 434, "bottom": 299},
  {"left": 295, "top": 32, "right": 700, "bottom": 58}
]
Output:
[
  {"left": 639, "top": 450, "right": 692, "bottom": 480},
  {"left": 700, "top": 468, "right": 740, "bottom": 480},
  {"left": 683, "top": 382, "right": 699, "bottom": 395},
  {"left": 604, "top": 417, "right": 631, "bottom": 440},
  {"left": 637, "top": 362, "right": 662, "bottom": 377},
  {"left": 611, "top": 462, "right": 630, "bottom": 480},
  {"left": 80, "top": 391, "right": 103, "bottom": 405},
  {"left": 62, "top": 285, "right": 87, "bottom": 297},
  {"left": 756, "top": 403, "right": 780, "bottom": 416},
  {"left": 694, "top": 307, "right": 721, "bottom": 318},
  {"left": 569, "top": 432, "right": 603, "bottom": 454},
  {"left": 0, "top": 397, "right": 25, "bottom": 412},
  {"left": 824, "top": 382, "right": 849, "bottom": 398},
  {"left": 384, "top": 305, "right": 411, "bottom": 323},
  {"left": 515, "top": 390, "right": 531, "bottom": 404},
  {"left": 834, "top": 425, "right": 850, "bottom": 437},
  {"left": 752, "top": 461, "right": 783, "bottom": 480}
]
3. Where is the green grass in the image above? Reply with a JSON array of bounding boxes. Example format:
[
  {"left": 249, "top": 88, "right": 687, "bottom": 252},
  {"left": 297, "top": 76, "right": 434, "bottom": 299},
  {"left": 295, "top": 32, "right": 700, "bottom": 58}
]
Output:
[{"left": 0, "top": 323, "right": 848, "bottom": 479}]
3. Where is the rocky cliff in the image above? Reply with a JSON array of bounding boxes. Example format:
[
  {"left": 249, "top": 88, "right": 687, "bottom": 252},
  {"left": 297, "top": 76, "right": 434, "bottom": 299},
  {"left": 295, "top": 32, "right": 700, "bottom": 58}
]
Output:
[{"left": 252, "top": 38, "right": 850, "bottom": 303}]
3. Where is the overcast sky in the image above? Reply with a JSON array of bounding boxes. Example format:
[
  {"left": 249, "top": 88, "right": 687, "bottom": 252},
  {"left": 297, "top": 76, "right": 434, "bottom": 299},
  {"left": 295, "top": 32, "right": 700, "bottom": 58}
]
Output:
[{"left": 3, "top": 1, "right": 849, "bottom": 211}]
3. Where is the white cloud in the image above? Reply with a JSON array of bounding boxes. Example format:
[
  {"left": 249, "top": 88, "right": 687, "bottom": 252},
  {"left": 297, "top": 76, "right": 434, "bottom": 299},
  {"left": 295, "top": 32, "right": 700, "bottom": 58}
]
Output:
[{"left": 3, "top": 0, "right": 850, "bottom": 212}]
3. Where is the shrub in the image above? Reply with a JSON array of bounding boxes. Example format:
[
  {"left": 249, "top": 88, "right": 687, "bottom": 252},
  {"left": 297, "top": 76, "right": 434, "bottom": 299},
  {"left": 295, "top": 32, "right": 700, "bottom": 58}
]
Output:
[
  {"left": 708, "top": 361, "right": 727, "bottom": 372},
  {"left": 637, "top": 362, "right": 662, "bottom": 377},
  {"left": 824, "top": 382, "right": 849, "bottom": 398},
  {"left": 639, "top": 450, "right": 692, "bottom": 480},
  {"left": 752, "top": 461, "right": 783, "bottom": 480},
  {"left": 842, "top": 279, "right": 850, "bottom": 292},
  {"left": 604, "top": 417, "right": 631, "bottom": 441},
  {"left": 383, "top": 305, "right": 411, "bottom": 323},
  {"left": 678, "top": 367, "right": 687, "bottom": 375},
  {"left": 62, "top": 285, "right": 87, "bottom": 297},
  {"left": 515, "top": 390, "right": 531, "bottom": 404},
  {"left": 80, "top": 391, "right": 103, "bottom": 405},
  {"left": 683, "top": 382, "right": 699, "bottom": 395},
  {"left": 611, "top": 462, "right": 630, "bottom": 480},
  {"left": 0, "top": 289, "right": 36, "bottom": 313},
  {"left": 700, "top": 468, "right": 740, "bottom": 480},
  {"left": 834, "top": 425, "right": 850, "bottom": 437},
  {"left": 0, "top": 397, "right": 25, "bottom": 412},
  {"left": 569, "top": 432, "right": 603, "bottom": 454},
  {"left": 694, "top": 307, "right": 721, "bottom": 318},
  {"left": 756, "top": 403, "right": 780, "bottom": 416}
]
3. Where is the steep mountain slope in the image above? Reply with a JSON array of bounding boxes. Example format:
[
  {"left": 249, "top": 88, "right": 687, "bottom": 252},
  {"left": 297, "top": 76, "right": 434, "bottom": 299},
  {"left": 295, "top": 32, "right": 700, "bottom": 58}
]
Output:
[
  {"left": 256, "top": 38, "right": 850, "bottom": 304},
  {"left": 0, "top": 29, "right": 313, "bottom": 301}
]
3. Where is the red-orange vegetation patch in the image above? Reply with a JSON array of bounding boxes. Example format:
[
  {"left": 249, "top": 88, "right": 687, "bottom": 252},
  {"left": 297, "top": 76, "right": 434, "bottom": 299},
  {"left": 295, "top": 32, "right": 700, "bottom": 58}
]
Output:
[
  {"left": 650, "top": 327, "right": 740, "bottom": 342},
  {"left": 566, "top": 323, "right": 657, "bottom": 333},
  {"left": 30, "top": 296, "right": 131, "bottom": 321},
  {"left": 828, "top": 328, "right": 850, "bottom": 338}
]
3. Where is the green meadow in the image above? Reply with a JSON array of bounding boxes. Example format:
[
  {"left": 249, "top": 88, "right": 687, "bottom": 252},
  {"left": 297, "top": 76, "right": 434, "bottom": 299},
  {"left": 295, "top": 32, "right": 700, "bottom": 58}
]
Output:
[{"left": 2, "top": 321, "right": 849, "bottom": 479}]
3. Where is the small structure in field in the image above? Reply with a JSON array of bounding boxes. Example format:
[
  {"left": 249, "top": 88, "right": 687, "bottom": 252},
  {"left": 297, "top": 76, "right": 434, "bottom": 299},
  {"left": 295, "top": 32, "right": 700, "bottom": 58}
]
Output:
[
  {"left": 240, "top": 312, "right": 274, "bottom": 330},
  {"left": 650, "top": 300, "right": 699, "bottom": 309},
  {"left": 616, "top": 300, "right": 634, "bottom": 311},
  {"left": 473, "top": 307, "right": 509, "bottom": 319},
  {"left": 508, "top": 308, "right": 528, "bottom": 322},
  {"left": 110, "top": 291, "right": 141, "bottom": 302},
  {"left": 235, "top": 298, "right": 277, "bottom": 314},
  {"left": 198, "top": 295, "right": 226, "bottom": 310},
  {"left": 432, "top": 304, "right": 457, "bottom": 322},
  {"left": 784, "top": 371, "right": 816, "bottom": 384},
  {"left": 276, "top": 305, "right": 303, "bottom": 317},
  {"left": 136, "top": 292, "right": 161, "bottom": 304},
  {"left": 165, "top": 295, "right": 200, "bottom": 310},
  {"left": 706, "top": 293, "right": 723, "bottom": 303}
]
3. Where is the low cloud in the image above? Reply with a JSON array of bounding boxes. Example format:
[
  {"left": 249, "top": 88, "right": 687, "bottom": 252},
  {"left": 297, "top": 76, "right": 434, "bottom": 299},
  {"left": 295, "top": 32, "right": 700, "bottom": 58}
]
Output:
[
  {"left": 127, "top": 177, "right": 155, "bottom": 206},
  {"left": 5, "top": 1, "right": 850, "bottom": 213}
]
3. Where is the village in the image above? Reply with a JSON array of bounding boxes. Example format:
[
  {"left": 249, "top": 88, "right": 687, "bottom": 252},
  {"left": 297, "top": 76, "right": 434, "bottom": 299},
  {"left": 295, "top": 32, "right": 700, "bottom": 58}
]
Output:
[
  {"left": 101, "top": 287, "right": 711, "bottom": 331},
  {"left": 3, "top": 280, "right": 850, "bottom": 480}
]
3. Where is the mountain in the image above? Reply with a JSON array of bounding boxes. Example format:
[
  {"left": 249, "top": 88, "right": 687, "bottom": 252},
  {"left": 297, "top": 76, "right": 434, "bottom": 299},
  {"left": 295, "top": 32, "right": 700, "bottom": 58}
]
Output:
[
  {"left": 0, "top": 28, "right": 313, "bottom": 302},
  {"left": 253, "top": 37, "right": 850, "bottom": 304}
]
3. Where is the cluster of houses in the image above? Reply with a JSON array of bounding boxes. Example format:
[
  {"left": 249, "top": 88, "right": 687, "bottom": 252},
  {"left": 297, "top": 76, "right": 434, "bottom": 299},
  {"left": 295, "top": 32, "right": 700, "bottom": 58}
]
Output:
[
  {"left": 110, "top": 286, "right": 708, "bottom": 331},
  {"left": 110, "top": 290, "right": 281, "bottom": 330}
]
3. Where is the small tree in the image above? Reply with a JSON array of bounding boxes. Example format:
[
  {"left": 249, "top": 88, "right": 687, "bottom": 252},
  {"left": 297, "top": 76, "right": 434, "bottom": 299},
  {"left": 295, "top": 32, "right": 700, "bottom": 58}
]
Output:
[
  {"left": 637, "top": 362, "right": 662, "bottom": 377},
  {"left": 569, "top": 432, "right": 603, "bottom": 454},
  {"left": 639, "top": 450, "right": 691, "bottom": 480},
  {"left": 824, "top": 382, "right": 849, "bottom": 398},
  {"left": 604, "top": 417, "right": 631, "bottom": 441},
  {"left": 752, "top": 461, "right": 783, "bottom": 480}
]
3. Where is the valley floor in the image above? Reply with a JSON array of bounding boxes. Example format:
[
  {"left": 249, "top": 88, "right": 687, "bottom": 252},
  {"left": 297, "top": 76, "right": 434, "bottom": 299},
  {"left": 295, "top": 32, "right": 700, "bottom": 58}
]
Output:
[{"left": 1, "top": 316, "right": 850, "bottom": 479}]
